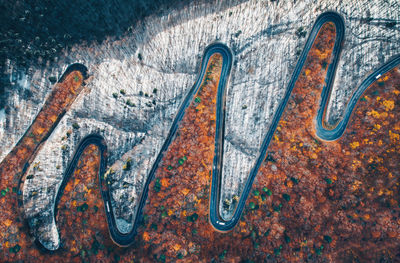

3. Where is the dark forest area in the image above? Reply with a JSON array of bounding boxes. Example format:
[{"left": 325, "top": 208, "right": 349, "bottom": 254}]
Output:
[
  {"left": 0, "top": 0, "right": 195, "bottom": 67},
  {"left": 0, "top": 0, "right": 198, "bottom": 108}
]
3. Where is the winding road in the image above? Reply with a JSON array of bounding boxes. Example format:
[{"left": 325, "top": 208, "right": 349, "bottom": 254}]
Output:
[
  {"left": 210, "top": 11, "right": 400, "bottom": 231},
  {"left": 22, "top": 11, "right": 400, "bottom": 248},
  {"left": 49, "top": 44, "right": 233, "bottom": 247}
]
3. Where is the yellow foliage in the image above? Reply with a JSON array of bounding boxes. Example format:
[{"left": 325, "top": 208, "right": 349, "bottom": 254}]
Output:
[
  {"left": 160, "top": 178, "right": 170, "bottom": 188},
  {"left": 240, "top": 221, "right": 247, "bottom": 232},
  {"left": 373, "top": 124, "right": 381, "bottom": 131},
  {"left": 367, "top": 110, "right": 380, "bottom": 118},
  {"left": 35, "top": 126, "right": 46, "bottom": 135},
  {"left": 350, "top": 141, "right": 359, "bottom": 149},
  {"left": 3, "top": 219, "right": 12, "bottom": 227},
  {"left": 352, "top": 159, "right": 361, "bottom": 169},
  {"left": 382, "top": 99, "right": 395, "bottom": 111},
  {"left": 389, "top": 130, "right": 399, "bottom": 142},
  {"left": 143, "top": 232, "right": 150, "bottom": 242},
  {"left": 197, "top": 104, "right": 205, "bottom": 111},
  {"left": 287, "top": 180, "right": 293, "bottom": 188},
  {"left": 69, "top": 86, "right": 77, "bottom": 94},
  {"left": 351, "top": 180, "right": 362, "bottom": 191},
  {"left": 180, "top": 188, "right": 190, "bottom": 196},
  {"left": 173, "top": 243, "right": 181, "bottom": 251},
  {"left": 65, "top": 183, "right": 73, "bottom": 192},
  {"left": 49, "top": 114, "right": 58, "bottom": 123},
  {"left": 385, "top": 189, "right": 393, "bottom": 196},
  {"left": 367, "top": 110, "right": 388, "bottom": 119}
]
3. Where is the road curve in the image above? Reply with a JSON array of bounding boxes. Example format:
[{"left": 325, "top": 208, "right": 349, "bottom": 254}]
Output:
[
  {"left": 51, "top": 134, "right": 140, "bottom": 248},
  {"left": 44, "top": 43, "right": 233, "bottom": 248},
  {"left": 107, "top": 43, "right": 234, "bottom": 246},
  {"left": 23, "top": 12, "right": 400, "bottom": 249},
  {"left": 209, "top": 11, "right": 400, "bottom": 231}
]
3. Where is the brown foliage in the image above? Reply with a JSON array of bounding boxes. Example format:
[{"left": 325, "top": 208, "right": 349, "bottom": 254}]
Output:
[{"left": 0, "top": 23, "right": 399, "bottom": 262}]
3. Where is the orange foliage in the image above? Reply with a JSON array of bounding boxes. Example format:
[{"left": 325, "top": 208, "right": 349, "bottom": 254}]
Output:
[{"left": 0, "top": 23, "right": 399, "bottom": 262}]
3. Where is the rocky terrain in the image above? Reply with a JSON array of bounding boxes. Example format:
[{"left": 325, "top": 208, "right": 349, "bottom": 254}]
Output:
[{"left": 0, "top": 0, "right": 399, "bottom": 257}]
